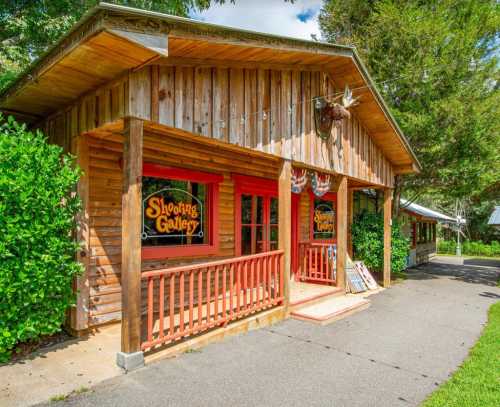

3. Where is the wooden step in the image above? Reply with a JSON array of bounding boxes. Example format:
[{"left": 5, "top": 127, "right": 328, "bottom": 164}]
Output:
[
  {"left": 289, "top": 283, "right": 344, "bottom": 312},
  {"left": 290, "top": 295, "right": 370, "bottom": 325}
]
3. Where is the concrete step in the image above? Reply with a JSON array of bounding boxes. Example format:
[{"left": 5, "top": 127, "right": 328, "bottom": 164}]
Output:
[{"left": 290, "top": 295, "right": 370, "bottom": 325}]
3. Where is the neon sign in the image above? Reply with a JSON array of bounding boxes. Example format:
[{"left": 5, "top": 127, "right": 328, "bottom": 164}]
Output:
[
  {"left": 142, "top": 188, "right": 203, "bottom": 240},
  {"left": 313, "top": 204, "right": 335, "bottom": 235}
]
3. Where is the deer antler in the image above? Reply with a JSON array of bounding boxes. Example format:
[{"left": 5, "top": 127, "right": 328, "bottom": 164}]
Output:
[{"left": 341, "top": 85, "right": 359, "bottom": 109}]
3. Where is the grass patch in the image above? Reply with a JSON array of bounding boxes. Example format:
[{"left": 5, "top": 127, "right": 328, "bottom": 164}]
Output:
[
  {"left": 49, "top": 394, "right": 67, "bottom": 402},
  {"left": 421, "top": 302, "right": 500, "bottom": 407}
]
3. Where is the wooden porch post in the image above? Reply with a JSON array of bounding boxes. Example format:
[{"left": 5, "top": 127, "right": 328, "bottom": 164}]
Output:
[
  {"left": 117, "top": 117, "right": 144, "bottom": 371},
  {"left": 336, "top": 176, "right": 348, "bottom": 291},
  {"left": 70, "top": 135, "right": 90, "bottom": 333},
  {"left": 383, "top": 188, "right": 393, "bottom": 287},
  {"left": 278, "top": 159, "right": 291, "bottom": 308}
]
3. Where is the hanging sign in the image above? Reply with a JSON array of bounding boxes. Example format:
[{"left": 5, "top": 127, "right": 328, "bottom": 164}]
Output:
[
  {"left": 142, "top": 188, "right": 203, "bottom": 240},
  {"left": 313, "top": 204, "right": 335, "bottom": 234}
]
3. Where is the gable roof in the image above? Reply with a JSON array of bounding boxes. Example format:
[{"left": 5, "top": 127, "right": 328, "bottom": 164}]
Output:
[
  {"left": 0, "top": 2, "right": 420, "bottom": 173},
  {"left": 401, "top": 199, "right": 456, "bottom": 223}
]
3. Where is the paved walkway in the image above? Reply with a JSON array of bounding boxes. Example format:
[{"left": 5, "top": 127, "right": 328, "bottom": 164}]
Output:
[{"left": 39, "top": 257, "right": 500, "bottom": 406}]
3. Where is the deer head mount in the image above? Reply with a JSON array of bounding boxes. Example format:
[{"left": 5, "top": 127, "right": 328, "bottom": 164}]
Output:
[{"left": 313, "top": 86, "right": 359, "bottom": 140}]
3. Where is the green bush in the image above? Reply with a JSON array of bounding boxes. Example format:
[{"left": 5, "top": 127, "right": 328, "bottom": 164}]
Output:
[
  {"left": 0, "top": 115, "right": 81, "bottom": 362},
  {"left": 351, "top": 211, "right": 409, "bottom": 274},
  {"left": 438, "top": 239, "right": 500, "bottom": 257}
]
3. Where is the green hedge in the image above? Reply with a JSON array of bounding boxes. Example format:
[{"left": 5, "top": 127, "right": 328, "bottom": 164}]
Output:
[
  {"left": 351, "top": 211, "right": 409, "bottom": 274},
  {"left": 0, "top": 116, "right": 81, "bottom": 362},
  {"left": 438, "top": 240, "right": 500, "bottom": 257}
]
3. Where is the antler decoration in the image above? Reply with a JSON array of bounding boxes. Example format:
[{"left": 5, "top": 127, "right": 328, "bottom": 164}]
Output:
[{"left": 313, "top": 85, "right": 360, "bottom": 140}]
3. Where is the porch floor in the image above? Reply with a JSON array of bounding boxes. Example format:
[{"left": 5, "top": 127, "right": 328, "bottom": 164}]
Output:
[{"left": 289, "top": 280, "right": 343, "bottom": 306}]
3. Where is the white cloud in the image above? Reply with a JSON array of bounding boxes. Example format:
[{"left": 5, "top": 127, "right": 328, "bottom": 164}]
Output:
[{"left": 190, "top": 0, "right": 323, "bottom": 41}]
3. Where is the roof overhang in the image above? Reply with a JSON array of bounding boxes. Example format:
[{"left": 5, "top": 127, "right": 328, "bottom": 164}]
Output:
[{"left": 0, "top": 2, "right": 420, "bottom": 172}]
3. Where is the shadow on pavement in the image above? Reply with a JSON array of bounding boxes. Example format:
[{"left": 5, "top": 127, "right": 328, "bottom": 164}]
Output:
[{"left": 405, "top": 257, "right": 500, "bottom": 288}]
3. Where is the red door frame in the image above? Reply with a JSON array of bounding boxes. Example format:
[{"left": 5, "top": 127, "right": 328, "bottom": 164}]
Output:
[{"left": 233, "top": 174, "right": 278, "bottom": 256}]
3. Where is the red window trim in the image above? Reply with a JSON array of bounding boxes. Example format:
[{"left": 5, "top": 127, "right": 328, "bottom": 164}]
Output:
[
  {"left": 141, "top": 163, "right": 222, "bottom": 260},
  {"left": 233, "top": 174, "right": 278, "bottom": 256},
  {"left": 309, "top": 190, "right": 337, "bottom": 243}
]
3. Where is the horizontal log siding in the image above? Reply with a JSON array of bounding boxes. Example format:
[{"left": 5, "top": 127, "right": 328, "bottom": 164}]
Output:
[{"left": 86, "top": 128, "right": 279, "bottom": 327}]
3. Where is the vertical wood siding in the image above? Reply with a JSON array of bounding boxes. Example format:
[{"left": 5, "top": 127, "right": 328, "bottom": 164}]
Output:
[{"left": 40, "top": 64, "right": 394, "bottom": 188}]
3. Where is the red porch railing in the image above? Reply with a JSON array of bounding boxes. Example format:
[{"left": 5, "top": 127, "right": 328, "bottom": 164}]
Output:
[
  {"left": 141, "top": 250, "right": 284, "bottom": 351},
  {"left": 298, "top": 242, "right": 336, "bottom": 285}
]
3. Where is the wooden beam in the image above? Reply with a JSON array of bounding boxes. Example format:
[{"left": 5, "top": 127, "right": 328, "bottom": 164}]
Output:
[
  {"left": 70, "top": 135, "right": 90, "bottom": 332},
  {"left": 155, "top": 56, "right": 329, "bottom": 73},
  {"left": 393, "top": 163, "right": 420, "bottom": 174},
  {"left": 383, "top": 188, "right": 392, "bottom": 287},
  {"left": 121, "top": 117, "right": 143, "bottom": 353},
  {"left": 336, "top": 176, "right": 348, "bottom": 291},
  {"left": 347, "top": 188, "right": 354, "bottom": 257},
  {"left": 278, "top": 159, "right": 292, "bottom": 308}
]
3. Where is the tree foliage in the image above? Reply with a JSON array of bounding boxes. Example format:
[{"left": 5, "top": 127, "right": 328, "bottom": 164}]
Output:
[
  {"left": 0, "top": 0, "right": 233, "bottom": 92},
  {"left": 0, "top": 115, "right": 81, "bottom": 362},
  {"left": 351, "top": 211, "right": 409, "bottom": 274},
  {"left": 319, "top": 0, "right": 500, "bottom": 237}
]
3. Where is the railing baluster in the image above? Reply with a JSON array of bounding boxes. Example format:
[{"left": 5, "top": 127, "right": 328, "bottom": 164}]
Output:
[
  {"left": 206, "top": 267, "right": 211, "bottom": 325},
  {"left": 256, "top": 257, "right": 261, "bottom": 306},
  {"left": 214, "top": 266, "right": 219, "bottom": 322},
  {"left": 236, "top": 261, "right": 241, "bottom": 314},
  {"left": 222, "top": 265, "right": 227, "bottom": 323},
  {"left": 189, "top": 270, "right": 194, "bottom": 331},
  {"left": 243, "top": 260, "right": 248, "bottom": 312},
  {"left": 262, "top": 255, "right": 269, "bottom": 306},
  {"left": 229, "top": 264, "right": 234, "bottom": 319},
  {"left": 159, "top": 275, "right": 164, "bottom": 339},
  {"left": 267, "top": 255, "right": 272, "bottom": 306},
  {"left": 147, "top": 277, "right": 154, "bottom": 343},
  {"left": 198, "top": 269, "right": 203, "bottom": 329},
  {"left": 169, "top": 273, "right": 175, "bottom": 337},
  {"left": 273, "top": 254, "right": 278, "bottom": 301},
  {"left": 179, "top": 272, "right": 185, "bottom": 335},
  {"left": 320, "top": 246, "right": 324, "bottom": 280},
  {"left": 250, "top": 259, "right": 254, "bottom": 308}
]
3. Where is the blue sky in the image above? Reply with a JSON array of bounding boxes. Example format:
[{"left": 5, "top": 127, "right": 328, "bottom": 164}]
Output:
[{"left": 190, "top": 0, "right": 323, "bottom": 40}]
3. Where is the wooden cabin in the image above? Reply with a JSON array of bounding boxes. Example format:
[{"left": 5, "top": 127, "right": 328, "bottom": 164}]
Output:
[
  {"left": 399, "top": 200, "right": 455, "bottom": 266},
  {"left": 0, "top": 3, "right": 420, "bottom": 369}
]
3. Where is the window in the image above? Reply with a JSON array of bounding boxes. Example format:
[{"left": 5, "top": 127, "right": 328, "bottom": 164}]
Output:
[
  {"left": 141, "top": 164, "right": 222, "bottom": 259},
  {"left": 310, "top": 192, "right": 337, "bottom": 241},
  {"left": 234, "top": 175, "right": 278, "bottom": 255}
]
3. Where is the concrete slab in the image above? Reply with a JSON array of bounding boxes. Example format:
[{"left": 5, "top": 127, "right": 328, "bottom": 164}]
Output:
[
  {"left": 0, "top": 324, "right": 122, "bottom": 407},
  {"left": 36, "top": 256, "right": 500, "bottom": 407}
]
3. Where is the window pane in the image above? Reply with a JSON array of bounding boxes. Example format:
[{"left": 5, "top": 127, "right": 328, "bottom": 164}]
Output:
[
  {"left": 270, "top": 197, "right": 278, "bottom": 224},
  {"left": 313, "top": 198, "right": 335, "bottom": 240},
  {"left": 241, "top": 195, "right": 252, "bottom": 224},
  {"left": 256, "top": 226, "right": 264, "bottom": 253},
  {"left": 270, "top": 225, "right": 279, "bottom": 251},
  {"left": 241, "top": 226, "right": 252, "bottom": 255},
  {"left": 255, "top": 196, "right": 264, "bottom": 224},
  {"left": 142, "top": 176, "right": 207, "bottom": 246}
]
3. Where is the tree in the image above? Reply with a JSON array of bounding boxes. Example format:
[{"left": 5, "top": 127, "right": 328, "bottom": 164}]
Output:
[
  {"left": 0, "top": 0, "right": 233, "bottom": 92},
  {"left": 319, "top": 0, "right": 500, "bottom": 233}
]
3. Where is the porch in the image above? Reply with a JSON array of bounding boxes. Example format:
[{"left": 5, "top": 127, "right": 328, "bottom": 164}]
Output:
[{"left": 111, "top": 117, "right": 392, "bottom": 369}]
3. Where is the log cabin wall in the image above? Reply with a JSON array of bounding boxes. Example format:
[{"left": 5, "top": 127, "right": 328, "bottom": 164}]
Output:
[
  {"left": 40, "top": 64, "right": 394, "bottom": 189},
  {"left": 86, "top": 127, "right": 280, "bottom": 326}
]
